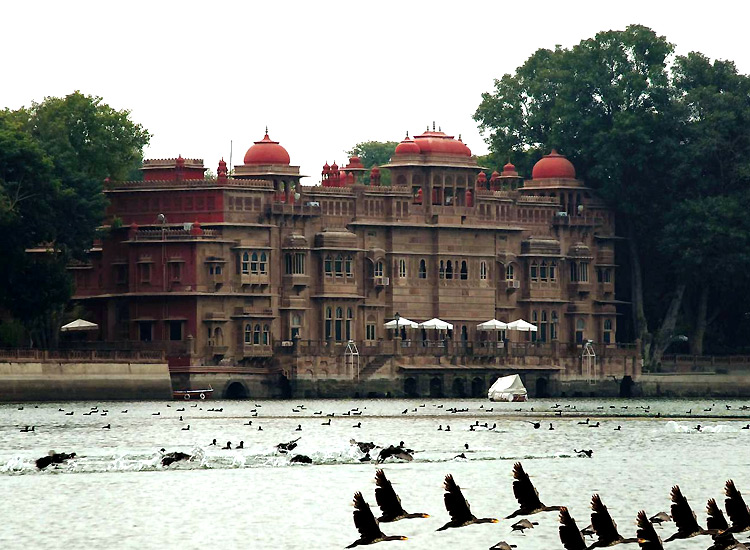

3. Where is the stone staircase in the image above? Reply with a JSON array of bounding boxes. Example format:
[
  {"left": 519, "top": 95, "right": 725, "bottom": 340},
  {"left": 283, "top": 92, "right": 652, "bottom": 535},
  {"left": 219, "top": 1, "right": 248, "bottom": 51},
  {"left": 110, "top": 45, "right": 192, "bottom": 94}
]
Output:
[{"left": 358, "top": 355, "right": 389, "bottom": 379}]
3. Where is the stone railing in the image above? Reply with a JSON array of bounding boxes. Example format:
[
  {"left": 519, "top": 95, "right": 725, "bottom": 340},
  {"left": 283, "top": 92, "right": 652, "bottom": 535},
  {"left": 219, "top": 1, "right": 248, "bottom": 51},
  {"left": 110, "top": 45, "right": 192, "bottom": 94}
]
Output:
[
  {"left": 651, "top": 354, "right": 750, "bottom": 373},
  {"left": 0, "top": 348, "right": 166, "bottom": 363},
  {"left": 130, "top": 228, "right": 219, "bottom": 240}
]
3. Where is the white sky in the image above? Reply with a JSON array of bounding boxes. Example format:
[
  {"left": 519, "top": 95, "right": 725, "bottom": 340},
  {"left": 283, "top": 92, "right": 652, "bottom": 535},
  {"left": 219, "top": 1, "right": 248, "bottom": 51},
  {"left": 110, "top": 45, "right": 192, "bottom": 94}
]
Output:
[{"left": 4, "top": 0, "right": 749, "bottom": 183}]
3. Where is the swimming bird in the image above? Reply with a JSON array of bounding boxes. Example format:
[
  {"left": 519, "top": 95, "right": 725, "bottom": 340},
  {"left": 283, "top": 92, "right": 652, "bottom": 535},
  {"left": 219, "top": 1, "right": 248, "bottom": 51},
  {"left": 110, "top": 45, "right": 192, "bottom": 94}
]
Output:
[
  {"left": 558, "top": 507, "right": 587, "bottom": 550},
  {"left": 152, "top": 412, "right": 160, "bottom": 416},
  {"left": 511, "top": 518, "right": 538, "bottom": 533},
  {"left": 664, "top": 485, "right": 718, "bottom": 542},
  {"left": 121, "top": 410, "right": 128, "bottom": 413},
  {"left": 648, "top": 512, "right": 671, "bottom": 525},
  {"left": 578, "top": 418, "right": 590, "bottom": 425},
  {"left": 346, "top": 492, "right": 407, "bottom": 548},
  {"left": 376, "top": 446, "right": 413, "bottom": 464},
  {"left": 322, "top": 419, "right": 331, "bottom": 426},
  {"left": 549, "top": 423, "right": 555, "bottom": 430},
  {"left": 276, "top": 437, "right": 301, "bottom": 453},
  {"left": 374, "top": 469, "right": 429, "bottom": 522},
  {"left": 161, "top": 450, "right": 191, "bottom": 467},
  {"left": 36, "top": 451, "right": 76, "bottom": 470},
  {"left": 527, "top": 421, "right": 541, "bottom": 429},
  {"left": 237, "top": 441, "right": 244, "bottom": 449},
  {"left": 296, "top": 424, "right": 302, "bottom": 431},
  {"left": 182, "top": 425, "right": 190, "bottom": 430},
  {"left": 222, "top": 441, "right": 232, "bottom": 450},
  {"left": 489, "top": 542, "right": 516, "bottom": 550},
  {"left": 290, "top": 454, "right": 312, "bottom": 464},
  {"left": 575, "top": 449, "right": 593, "bottom": 458},
  {"left": 505, "top": 462, "right": 563, "bottom": 518},
  {"left": 636, "top": 510, "right": 664, "bottom": 550},
  {"left": 437, "top": 474, "right": 498, "bottom": 531},
  {"left": 209, "top": 439, "right": 217, "bottom": 446},
  {"left": 589, "top": 494, "right": 639, "bottom": 547},
  {"left": 102, "top": 424, "right": 111, "bottom": 429},
  {"left": 589, "top": 422, "right": 601, "bottom": 428},
  {"left": 20, "top": 425, "right": 35, "bottom": 432},
  {"left": 66, "top": 411, "right": 74, "bottom": 416},
  {"left": 353, "top": 422, "right": 361, "bottom": 428}
]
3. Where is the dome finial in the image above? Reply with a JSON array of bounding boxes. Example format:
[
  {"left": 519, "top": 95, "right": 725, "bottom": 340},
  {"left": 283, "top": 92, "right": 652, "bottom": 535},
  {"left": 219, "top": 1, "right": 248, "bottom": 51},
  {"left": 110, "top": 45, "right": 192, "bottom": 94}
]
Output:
[
  {"left": 432, "top": 121, "right": 436, "bottom": 131},
  {"left": 265, "top": 125, "right": 269, "bottom": 135},
  {"left": 406, "top": 131, "right": 409, "bottom": 138}
]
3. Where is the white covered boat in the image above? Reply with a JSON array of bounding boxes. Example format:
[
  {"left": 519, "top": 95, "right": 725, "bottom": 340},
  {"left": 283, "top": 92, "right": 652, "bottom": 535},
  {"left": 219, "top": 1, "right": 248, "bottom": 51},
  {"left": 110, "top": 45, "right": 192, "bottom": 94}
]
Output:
[{"left": 487, "top": 374, "right": 528, "bottom": 402}]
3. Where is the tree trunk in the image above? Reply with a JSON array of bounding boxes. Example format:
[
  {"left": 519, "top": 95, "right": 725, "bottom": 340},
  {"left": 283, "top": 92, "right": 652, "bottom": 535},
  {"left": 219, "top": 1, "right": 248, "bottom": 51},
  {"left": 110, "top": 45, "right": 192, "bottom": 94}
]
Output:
[
  {"left": 627, "top": 224, "right": 650, "bottom": 356},
  {"left": 689, "top": 285, "right": 709, "bottom": 355},
  {"left": 649, "top": 283, "right": 687, "bottom": 367}
]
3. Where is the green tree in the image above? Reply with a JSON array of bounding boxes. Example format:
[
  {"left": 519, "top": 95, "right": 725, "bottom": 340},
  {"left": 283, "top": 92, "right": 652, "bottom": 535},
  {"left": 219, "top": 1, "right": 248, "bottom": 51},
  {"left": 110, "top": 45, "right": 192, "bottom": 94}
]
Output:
[
  {"left": 346, "top": 141, "right": 397, "bottom": 185},
  {"left": 0, "top": 92, "right": 150, "bottom": 346},
  {"left": 474, "top": 24, "right": 750, "bottom": 362}
]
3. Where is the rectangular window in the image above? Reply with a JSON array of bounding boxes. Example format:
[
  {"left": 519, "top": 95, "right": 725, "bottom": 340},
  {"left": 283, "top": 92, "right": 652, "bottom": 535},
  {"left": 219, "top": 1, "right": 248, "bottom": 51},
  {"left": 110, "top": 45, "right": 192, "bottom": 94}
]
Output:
[
  {"left": 169, "top": 262, "right": 182, "bottom": 282},
  {"left": 295, "top": 253, "right": 305, "bottom": 275},
  {"left": 579, "top": 262, "right": 589, "bottom": 282},
  {"left": 138, "top": 321, "right": 153, "bottom": 342},
  {"left": 530, "top": 264, "right": 538, "bottom": 281},
  {"left": 398, "top": 259, "right": 406, "bottom": 279},
  {"left": 285, "top": 254, "right": 293, "bottom": 275},
  {"left": 169, "top": 320, "right": 183, "bottom": 341},
  {"left": 366, "top": 323, "right": 376, "bottom": 341},
  {"left": 114, "top": 264, "right": 128, "bottom": 285},
  {"left": 138, "top": 263, "right": 152, "bottom": 284},
  {"left": 480, "top": 261, "right": 487, "bottom": 280}
]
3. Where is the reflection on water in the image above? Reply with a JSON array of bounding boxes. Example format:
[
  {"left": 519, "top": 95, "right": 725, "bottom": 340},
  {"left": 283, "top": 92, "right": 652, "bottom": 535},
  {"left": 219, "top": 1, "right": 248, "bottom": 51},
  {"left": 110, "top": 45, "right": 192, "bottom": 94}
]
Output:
[{"left": 2, "top": 398, "right": 750, "bottom": 549}]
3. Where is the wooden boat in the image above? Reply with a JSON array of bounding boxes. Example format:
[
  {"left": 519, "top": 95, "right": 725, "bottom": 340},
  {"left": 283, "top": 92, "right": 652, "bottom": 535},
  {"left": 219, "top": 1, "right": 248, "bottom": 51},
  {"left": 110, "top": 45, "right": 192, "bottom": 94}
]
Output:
[{"left": 173, "top": 385, "right": 213, "bottom": 400}]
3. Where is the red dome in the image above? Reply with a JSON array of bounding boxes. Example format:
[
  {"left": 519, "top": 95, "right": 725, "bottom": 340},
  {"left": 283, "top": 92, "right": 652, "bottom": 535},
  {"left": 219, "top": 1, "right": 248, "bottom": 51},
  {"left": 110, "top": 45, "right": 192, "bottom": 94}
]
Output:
[
  {"left": 531, "top": 150, "right": 576, "bottom": 179},
  {"left": 412, "top": 130, "right": 471, "bottom": 156},
  {"left": 502, "top": 162, "right": 518, "bottom": 176},
  {"left": 322, "top": 161, "right": 330, "bottom": 174},
  {"left": 243, "top": 133, "right": 291, "bottom": 165},
  {"left": 395, "top": 134, "right": 421, "bottom": 155}
]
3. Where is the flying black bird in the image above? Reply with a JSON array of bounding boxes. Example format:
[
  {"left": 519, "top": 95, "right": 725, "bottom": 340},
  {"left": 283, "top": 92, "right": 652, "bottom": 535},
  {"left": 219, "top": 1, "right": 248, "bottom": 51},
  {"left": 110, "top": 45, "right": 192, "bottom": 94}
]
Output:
[
  {"left": 589, "top": 493, "right": 639, "bottom": 547},
  {"left": 376, "top": 446, "right": 412, "bottom": 464},
  {"left": 664, "top": 485, "right": 718, "bottom": 542},
  {"left": 276, "top": 437, "right": 301, "bottom": 453},
  {"left": 437, "top": 474, "right": 498, "bottom": 531},
  {"left": 346, "top": 492, "right": 407, "bottom": 548},
  {"left": 707, "top": 498, "right": 730, "bottom": 532},
  {"left": 706, "top": 530, "right": 749, "bottom": 550},
  {"left": 648, "top": 512, "right": 671, "bottom": 526},
  {"left": 489, "top": 542, "right": 517, "bottom": 550},
  {"left": 505, "top": 462, "right": 563, "bottom": 518},
  {"left": 374, "top": 469, "right": 429, "bottom": 522},
  {"left": 636, "top": 510, "right": 664, "bottom": 550},
  {"left": 161, "top": 451, "right": 191, "bottom": 467},
  {"left": 724, "top": 479, "right": 750, "bottom": 533},
  {"left": 511, "top": 518, "right": 538, "bottom": 533},
  {"left": 558, "top": 507, "right": 587, "bottom": 550}
]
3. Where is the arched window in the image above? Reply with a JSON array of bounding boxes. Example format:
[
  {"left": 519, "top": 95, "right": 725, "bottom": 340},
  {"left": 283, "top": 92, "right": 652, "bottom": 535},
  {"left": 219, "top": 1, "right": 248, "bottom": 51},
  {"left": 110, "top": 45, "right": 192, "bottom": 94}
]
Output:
[
  {"left": 345, "top": 255, "right": 353, "bottom": 276},
  {"left": 506, "top": 264, "right": 515, "bottom": 281},
  {"left": 242, "top": 252, "right": 250, "bottom": 274},
  {"left": 374, "top": 260, "right": 384, "bottom": 277},
  {"left": 335, "top": 307, "right": 344, "bottom": 341},
  {"left": 460, "top": 260, "right": 468, "bottom": 280},
  {"left": 603, "top": 319, "right": 613, "bottom": 344},
  {"left": 549, "top": 261, "right": 557, "bottom": 281},
  {"left": 262, "top": 324, "right": 270, "bottom": 345},
  {"left": 325, "top": 307, "right": 333, "bottom": 340},
  {"left": 244, "top": 323, "right": 252, "bottom": 344},
  {"left": 575, "top": 319, "right": 585, "bottom": 344},
  {"left": 398, "top": 258, "right": 407, "bottom": 278},
  {"left": 251, "top": 252, "right": 259, "bottom": 274},
  {"left": 334, "top": 255, "right": 343, "bottom": 277},
  {"left": 253, "top": 323, "right": 261, "bottom": 345},
  {"left": 419, "top": 259, "right": 427, "bottom": 279},
  {"left": 439, "top": 260, "right": 445, "bottom": 279},
  {"left": 551, "top": 311, "right": 559, "bottom": 340},
  {"left": 324, "top": 255, "right": 333, "bottom": 276},
  {"left": 446, "top": 260, "right": 453, "bottom": 280},
  {"left": 259, "top": 252, "right": 267, "bottom": 274},
  {"left": 479, "top": 261, "right": 487, "bottom": 280},
  {"left": 346, "top": 307, "right": 354, "bottom": 340},
  {"left": 540, "top": 260, "right": 548, "bottom": 281},
  {"left": 530, "top": 261, "right": 538, "bottom": 281}
]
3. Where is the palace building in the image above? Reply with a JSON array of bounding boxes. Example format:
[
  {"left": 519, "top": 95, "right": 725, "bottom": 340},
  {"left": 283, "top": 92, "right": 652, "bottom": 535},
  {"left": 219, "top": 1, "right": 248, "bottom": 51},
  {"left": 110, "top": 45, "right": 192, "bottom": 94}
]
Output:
[{"left": 71, "top": 126, "right": 637, "bottom": 399}]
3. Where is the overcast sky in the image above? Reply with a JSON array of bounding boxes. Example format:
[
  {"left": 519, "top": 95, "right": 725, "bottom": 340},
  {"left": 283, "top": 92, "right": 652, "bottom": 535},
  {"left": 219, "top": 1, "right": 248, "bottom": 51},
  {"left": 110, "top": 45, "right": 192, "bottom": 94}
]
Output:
[{"left": 4, "top": 1, "right": 749, "bottom": 183}]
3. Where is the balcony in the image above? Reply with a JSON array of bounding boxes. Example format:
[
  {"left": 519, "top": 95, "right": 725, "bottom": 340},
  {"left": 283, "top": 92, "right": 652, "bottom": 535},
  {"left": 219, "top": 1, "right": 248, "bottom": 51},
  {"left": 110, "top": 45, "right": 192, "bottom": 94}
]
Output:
[
  {"left": 283, "top": 273, "right": 310, "bottom": 287},
  {"left": 240, "top": 273, "right": 270, "bottom": 286},
  {"left": 205, "top": 342, "right": 229, "bottom": 356},
  {"left": 569, "top": 281, "right": 592, "bottom": 294},
  {"left": 203, "top": 311, "right": 229, "bottom": 321},
  {"left": 373, "top": 275, "right": 390, "bottom": 287},
  {"left": 506, "top": 280, "right": 520, "bottom": 291},
  {"left": 599, "top": 281, "right": 614, "bottom": 295},
  {"left": 232, "top": 306, "right": 275, "bottom": 318},
  {"left": 241, "top": 344, "right": 273, "bottom": 357}
]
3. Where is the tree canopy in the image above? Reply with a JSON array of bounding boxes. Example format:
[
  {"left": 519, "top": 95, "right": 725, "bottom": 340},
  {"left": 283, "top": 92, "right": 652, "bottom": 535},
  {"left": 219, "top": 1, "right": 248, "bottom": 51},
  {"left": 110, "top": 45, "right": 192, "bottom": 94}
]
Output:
[
  {"left": 0, "top": 92, "right": 150, "bottom": 346},
  {"left": 346, "top": 141, "right": 397, "bottom": 185},
  {"left": 474, "top": 24, "right": 750, "bottom": 361}
]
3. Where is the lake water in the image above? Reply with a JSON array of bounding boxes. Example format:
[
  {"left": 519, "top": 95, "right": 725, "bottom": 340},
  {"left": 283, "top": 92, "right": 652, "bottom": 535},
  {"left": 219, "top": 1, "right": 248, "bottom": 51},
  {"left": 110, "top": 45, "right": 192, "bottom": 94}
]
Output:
[{"left": 2, "top": 397, "right": 750, "bottom": 549}]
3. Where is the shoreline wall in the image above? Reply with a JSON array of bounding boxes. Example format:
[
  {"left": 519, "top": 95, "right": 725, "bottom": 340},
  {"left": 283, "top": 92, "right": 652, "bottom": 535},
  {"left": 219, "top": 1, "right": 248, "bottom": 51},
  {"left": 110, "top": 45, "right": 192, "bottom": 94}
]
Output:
[{"left": 0, "top": 361, "right": 172, "bottom": 401}]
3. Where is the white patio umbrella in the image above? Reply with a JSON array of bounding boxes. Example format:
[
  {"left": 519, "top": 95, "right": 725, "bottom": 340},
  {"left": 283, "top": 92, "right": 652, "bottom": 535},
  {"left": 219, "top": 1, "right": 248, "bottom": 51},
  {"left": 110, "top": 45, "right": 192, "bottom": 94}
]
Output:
[
  {"left": 418, "top": 318, "right": 453, "bottom": 330},
  {"left": 383, "top": 316, "right": 419, "bottom": 329},
  {"left": 476, "top": 319, "right": 508, "bottom": 330},
  {"left": 506, "top": 319, "right": 538, "bottom": 332},
  {"left": 60, "top": 319, "right": 99, "bottom": 332}
]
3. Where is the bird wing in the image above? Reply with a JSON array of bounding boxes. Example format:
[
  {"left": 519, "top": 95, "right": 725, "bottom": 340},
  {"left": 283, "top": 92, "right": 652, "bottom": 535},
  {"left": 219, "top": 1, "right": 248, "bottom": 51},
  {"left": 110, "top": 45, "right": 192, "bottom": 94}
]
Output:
[
  {"left": 707, "top": 498, "right": 730, "bottom": 531},
  {"left": 558, "top": 507, "right": 587, "bottom": 550},
  {"left": 590, "top": 494, "right": 622, "bottom": 545},
  {"left": 725, "top": 479, "right": 750, "bottom": 531},
  {"left": 374, "top": 470, "right": 406, "bottom": 518},
  {"left": 443, "top": 474, "right": 475, "bottom": 524},
  {"left": 636, "top": 510, "right": 664, "bottom": 550},
  {"left": 670, "top": 485, "right": 702, "bottom": 535},
  {"left": 512, "top": 462, "right": 544, "bottom": 512},
  {"left": 352, "top": 492, "right": 384, "bottom": 541}
]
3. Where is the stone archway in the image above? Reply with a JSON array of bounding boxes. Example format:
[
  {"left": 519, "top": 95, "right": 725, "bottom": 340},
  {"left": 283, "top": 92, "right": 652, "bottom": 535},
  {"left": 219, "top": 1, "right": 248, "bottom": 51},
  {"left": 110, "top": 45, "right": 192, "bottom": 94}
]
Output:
[
  {"left": 278, "top": 373, "right": 292, "bottom": 398},
  {"left": 429, "top": 377, "right": 444, "bottom": 398},
  {"left": 404, "top": 377, "right": 418, "bottom": 397},
  {"left": 224, "top": 381, "right": 249, "bottom": 399},
  {"left": 471, "top": 377, "right": 485, "bottom": 398},
  {"left": 452, "top": 377, "right": 466, "bottom": 398}
]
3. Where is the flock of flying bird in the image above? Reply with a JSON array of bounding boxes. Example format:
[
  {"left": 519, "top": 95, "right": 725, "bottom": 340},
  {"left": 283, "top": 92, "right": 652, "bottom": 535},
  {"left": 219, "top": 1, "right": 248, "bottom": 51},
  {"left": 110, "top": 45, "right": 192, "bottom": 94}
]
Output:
[{"left": 347, "top": 462, "right": 750, "bottom": 550}]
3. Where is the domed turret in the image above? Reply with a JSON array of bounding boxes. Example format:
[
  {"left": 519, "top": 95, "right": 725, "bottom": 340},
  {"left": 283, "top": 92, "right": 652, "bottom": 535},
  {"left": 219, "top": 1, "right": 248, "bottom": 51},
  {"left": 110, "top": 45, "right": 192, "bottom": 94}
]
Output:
[
  {"left": 531, "top": 150, "right": 576, "bottom": 179},
  {"left": 243, "top": 132, "right": 291, "bottom": 165},
  {"left": 502, "top": 162, "right": 518, "bottom": 177},
  {"left": 395, "top": 133, "right": 421, "bottom": 155}
]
